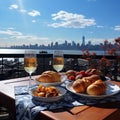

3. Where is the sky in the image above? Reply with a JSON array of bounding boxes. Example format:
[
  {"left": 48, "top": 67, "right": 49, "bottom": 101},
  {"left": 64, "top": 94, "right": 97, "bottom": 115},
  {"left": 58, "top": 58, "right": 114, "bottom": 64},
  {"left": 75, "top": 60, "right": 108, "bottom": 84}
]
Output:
[{"left": 0, "top": 0, "right": 120, "bottom": 47}]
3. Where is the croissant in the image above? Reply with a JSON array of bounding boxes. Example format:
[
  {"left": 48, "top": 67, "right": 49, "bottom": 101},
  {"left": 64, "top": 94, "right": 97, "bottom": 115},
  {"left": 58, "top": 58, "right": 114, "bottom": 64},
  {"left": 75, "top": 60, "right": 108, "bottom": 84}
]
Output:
[{"left": 86, "top": 80, "right": 106, "bottom": 96}]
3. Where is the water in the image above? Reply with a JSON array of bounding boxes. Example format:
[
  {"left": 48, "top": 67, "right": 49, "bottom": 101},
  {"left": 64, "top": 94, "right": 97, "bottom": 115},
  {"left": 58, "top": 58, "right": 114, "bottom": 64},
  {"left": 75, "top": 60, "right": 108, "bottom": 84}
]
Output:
[
  {"left": 0, "top": 49, "right": 105, "bottom": 62},
  {"left": 0, "top": 49, "right": 105, "bottom": 55}
]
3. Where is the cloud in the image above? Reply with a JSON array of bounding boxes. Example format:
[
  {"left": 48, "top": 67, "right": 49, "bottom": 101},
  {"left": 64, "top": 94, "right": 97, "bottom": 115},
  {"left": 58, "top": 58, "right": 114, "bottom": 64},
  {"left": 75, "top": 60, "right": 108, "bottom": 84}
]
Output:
[
  {"left": 0, "top": 29, "right": 22, "bottom": 36},
  {"left": 28, "top": 10, "right": 40, "bottom": 17},
  {"left": 9, "top": 4, "right": 40, "bottom": 17},
  {"left": 9, "top": 4, "right": 26, "bottom": 14},
  {"left": 114, "top": 25, "right": 120, "bottom": 31},
  {"left": 32, "top": 20, "right": 36, "bottom": 23},
  {"left": 12, "top": 34, "right": 48, "bottom": 42},
  {"left": 9, "top": 4, "right": 19, "bottom": 10},
  {"left": 96, "top": 25, "right": 104, "bottom": 28},
  {"left": 0, "top": 29, "right": 49, "bottom": 46},
  {"left": 19, "top": 9, "right": 27, "bottom": 14},
  {"left": 48, "top": 11, "right": 96, "bottom": 28}
]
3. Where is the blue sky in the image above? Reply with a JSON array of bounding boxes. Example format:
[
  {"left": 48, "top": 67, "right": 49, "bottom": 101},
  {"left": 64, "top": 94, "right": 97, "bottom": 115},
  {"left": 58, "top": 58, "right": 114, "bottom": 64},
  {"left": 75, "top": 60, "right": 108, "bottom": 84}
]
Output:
[{"left": 0, "top": 0, "right": 120, "bottom": 47}]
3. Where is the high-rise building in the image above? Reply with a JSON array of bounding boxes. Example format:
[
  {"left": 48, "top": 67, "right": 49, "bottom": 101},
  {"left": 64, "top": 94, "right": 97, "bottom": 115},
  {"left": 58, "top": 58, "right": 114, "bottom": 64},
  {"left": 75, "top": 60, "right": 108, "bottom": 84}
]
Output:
[{"left": 81, "top": 36, "right": 85, "bottom": 46}]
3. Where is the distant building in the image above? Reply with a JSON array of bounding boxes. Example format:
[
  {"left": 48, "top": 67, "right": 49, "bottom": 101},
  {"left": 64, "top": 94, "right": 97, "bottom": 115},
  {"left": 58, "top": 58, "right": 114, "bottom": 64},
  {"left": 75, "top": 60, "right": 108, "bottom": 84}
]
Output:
[
  {"left": 81, "top": 36, "right": 85, "bottom": 46},
  {"left": 88, "top": 41, "right": 91, "bottom": 46}
]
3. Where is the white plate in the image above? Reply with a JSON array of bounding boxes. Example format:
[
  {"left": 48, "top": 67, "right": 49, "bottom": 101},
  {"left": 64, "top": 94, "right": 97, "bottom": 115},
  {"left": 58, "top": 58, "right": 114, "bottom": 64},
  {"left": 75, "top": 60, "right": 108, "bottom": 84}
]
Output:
[
  {"left": 36, "top": 74, "right": 67, "bottom": 86},
  {"left": 29, "top": 86, "right": 67, "bottom": 102},
  {"left": 66, "top": 82, "right": 120, "bottom": 99}
]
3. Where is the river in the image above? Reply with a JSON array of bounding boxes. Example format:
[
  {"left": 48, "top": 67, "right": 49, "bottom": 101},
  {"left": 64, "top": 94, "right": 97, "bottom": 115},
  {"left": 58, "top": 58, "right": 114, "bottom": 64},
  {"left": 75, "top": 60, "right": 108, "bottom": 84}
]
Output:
[{"left": 0, "top": 49, "right": 105, "bottom": 55}]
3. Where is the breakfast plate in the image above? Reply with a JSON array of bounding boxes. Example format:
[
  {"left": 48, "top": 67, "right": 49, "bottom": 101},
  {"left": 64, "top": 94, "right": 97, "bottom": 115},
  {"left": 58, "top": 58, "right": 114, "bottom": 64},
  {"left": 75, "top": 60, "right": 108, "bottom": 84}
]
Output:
[
  {"left": 66, "top": 82, "right": 120, "bottom": 99},
  {"left": 29, "top": 86, "right": 67, "bottom": 102},
  {"left": 36, "top": 74, "right": 67, "bottom": 86}
]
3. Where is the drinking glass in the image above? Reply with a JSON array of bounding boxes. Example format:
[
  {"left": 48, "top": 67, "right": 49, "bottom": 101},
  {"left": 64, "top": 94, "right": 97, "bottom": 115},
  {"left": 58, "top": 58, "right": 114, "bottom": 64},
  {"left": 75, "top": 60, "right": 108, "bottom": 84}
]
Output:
[
  {"left": 24, "top": 50, "right": 37, "bottom": 89},
  {"left": 53, "top": 50, "right": 64, "bottom": 72}
]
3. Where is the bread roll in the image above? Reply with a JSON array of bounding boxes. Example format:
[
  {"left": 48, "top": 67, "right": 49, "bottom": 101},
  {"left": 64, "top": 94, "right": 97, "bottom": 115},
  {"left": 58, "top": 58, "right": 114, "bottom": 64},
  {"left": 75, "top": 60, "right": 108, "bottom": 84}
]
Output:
[
  {"left": 83, "top": 74, "right": 101, "bottom": 83},
  {"left": 85, "top": 69, "right": 102, "bottom": 76},
  {"left": 86, "top": 80, "right": 106, "bottom": 96},
  {"left": 82, "top": 78, "right": 92, "bottom": 88},
  {"left": 36, "top": 71, "right": 61, "bottom": 83},
  {"left": 72, "top": 79, "right": 86, "bottom": 93},
  {"left": 72, "top": 74, "right": 101, "bottom": 93}
]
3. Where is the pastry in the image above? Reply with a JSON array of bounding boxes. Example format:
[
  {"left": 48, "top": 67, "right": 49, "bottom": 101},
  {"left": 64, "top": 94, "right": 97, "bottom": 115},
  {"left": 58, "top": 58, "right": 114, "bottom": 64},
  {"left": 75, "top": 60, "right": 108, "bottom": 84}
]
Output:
[
  {"left": 72, "top": 74, "right": 104, "bottom": 94},
  {"left": 86, "top": 80, "right": 106, "bottom": 96},
  {"left": 36, "top": 71, "right": 61, "bottom": 83},
  {"left": 72, "top": 79, "right": 86, "bottom": 93}
]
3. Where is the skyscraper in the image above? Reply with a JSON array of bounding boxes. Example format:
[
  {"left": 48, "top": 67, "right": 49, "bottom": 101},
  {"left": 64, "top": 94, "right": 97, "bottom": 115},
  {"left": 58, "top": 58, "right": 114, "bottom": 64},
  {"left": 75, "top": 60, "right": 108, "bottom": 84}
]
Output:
[{"left": 81, "top": 36, "right": 85, "bottom": 46}]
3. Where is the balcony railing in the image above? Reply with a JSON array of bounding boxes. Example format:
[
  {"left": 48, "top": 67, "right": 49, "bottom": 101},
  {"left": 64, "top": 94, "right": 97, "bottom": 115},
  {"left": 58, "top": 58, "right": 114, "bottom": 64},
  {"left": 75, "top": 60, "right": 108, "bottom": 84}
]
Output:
[{"left": 0, "top": 52, "right": 119, "bottom": 81}]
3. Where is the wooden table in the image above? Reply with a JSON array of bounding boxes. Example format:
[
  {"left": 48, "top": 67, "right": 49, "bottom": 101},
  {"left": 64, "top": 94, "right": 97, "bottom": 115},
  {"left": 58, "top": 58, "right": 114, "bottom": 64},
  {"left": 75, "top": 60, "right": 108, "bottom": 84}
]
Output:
[{"left": 0, "top": 77, "right": 120, "bottom": 120}]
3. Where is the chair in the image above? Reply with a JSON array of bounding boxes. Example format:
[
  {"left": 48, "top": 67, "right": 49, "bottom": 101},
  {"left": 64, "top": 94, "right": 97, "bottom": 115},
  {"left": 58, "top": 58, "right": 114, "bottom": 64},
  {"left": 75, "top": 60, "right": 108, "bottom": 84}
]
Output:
[{"left": 0, "top": 107, "right": 9, "bottom": 120}]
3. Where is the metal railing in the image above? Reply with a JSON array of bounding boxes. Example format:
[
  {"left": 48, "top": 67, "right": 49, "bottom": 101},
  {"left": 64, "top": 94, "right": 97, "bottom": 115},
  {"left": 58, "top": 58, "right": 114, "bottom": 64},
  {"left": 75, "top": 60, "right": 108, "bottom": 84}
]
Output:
[{"left": 0, "top": 52, "right": 119, "bottom": 81}]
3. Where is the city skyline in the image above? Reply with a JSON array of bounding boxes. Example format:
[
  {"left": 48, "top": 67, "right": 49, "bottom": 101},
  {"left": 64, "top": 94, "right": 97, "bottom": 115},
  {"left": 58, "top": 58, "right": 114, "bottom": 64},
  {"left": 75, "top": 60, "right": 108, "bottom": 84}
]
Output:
[
  {"left": 0, "top": 0, "right": 120, "bottom": 47},
  {"left": 7, "top": 36, "right": 118, "bottom": 52}
]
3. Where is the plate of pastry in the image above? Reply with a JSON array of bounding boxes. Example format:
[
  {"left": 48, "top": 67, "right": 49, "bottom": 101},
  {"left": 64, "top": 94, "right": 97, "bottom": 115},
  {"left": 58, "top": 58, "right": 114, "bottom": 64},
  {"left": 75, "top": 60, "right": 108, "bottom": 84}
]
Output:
[
  {"left": 29, "top": 84, "right": 67, "bottom": 102},
  {"left": 36, "top": 71, "right": 67, "bottom": 86},
  {"left": 66, "top": 80, "right": 120, "bottom": 99}
]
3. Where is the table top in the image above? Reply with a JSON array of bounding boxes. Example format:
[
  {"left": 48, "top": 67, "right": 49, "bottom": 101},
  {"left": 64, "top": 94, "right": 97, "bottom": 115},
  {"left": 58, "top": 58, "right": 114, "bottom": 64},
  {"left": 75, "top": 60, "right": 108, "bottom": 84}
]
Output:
[{"left": 0, "top": 76, "right": 120, "bottom": 120}]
